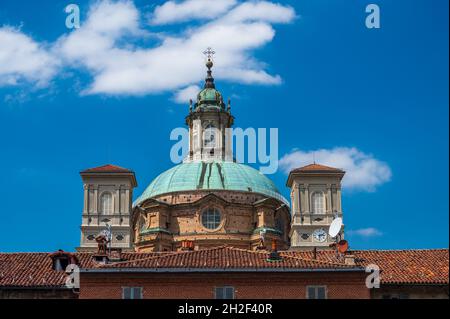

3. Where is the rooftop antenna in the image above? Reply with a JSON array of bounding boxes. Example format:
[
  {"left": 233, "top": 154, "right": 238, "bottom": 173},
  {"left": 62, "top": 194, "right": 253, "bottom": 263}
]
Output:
[
  {"left": 258, "top": 229, "right": 267, "bottom": 249},
  {"left": 313, "top": 152, "right": 316, "bottom": 164},
  {"left": 328, "top": 216, "right": 343, "bottom": 238},
  {"left": 328, "top": 216, "right": 348, "bottom": 258}
]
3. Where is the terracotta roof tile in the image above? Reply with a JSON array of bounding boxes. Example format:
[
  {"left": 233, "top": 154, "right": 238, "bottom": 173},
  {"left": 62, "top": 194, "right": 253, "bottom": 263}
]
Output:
[
  {"left": 353, "top": 249, "right": 449, "bottom": 285},
  {"left": 285, "top": 249, "right": 449, "bottom": 285},
  {"left": 0, "top": 253, "right": 67, "bottom": 288},
  {"left": 291, "top": 163, "right": 344, "bottom": 173},
  {"left": 0, "top": 252, "right": 153, "bottom": 288},
  {"left": 81, "top": 164, "right": 133, "bottom": 173},
  {"left": 98, "top": 246, "right": 353, "bottom": 270},
  {"left": 0, "top": 248, "right": 448, "bottom": 288}
]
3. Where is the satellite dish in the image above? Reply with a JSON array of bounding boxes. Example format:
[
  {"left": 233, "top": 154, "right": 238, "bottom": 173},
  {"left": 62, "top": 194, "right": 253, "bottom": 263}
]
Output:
[
  {"left": 328, "top": 217, "right": 343, "bottom": 237},
  {"left": 337, "top": 240, "right": 349, "bottom": 254}
]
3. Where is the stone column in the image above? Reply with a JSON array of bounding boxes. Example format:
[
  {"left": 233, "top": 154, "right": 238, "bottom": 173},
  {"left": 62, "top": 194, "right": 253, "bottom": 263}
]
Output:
[
  {"left": 337, "top": 186, "right": 342, "bottom": 213},
  {"left": 125, "top": 188, "right": 130, "bottom": 214},
  {"left": 304, "top": 184, "right": 310, "bottom": 213},
  {"left": 293, "top": 183, "right": 300, "bottom": 215},
  {"left": 326, "top": 184, "right": 332, "bottom": 213},
  {"left": 115, "top": 185, "right": 120, "bottom": 215},
  {"left": 225, "top": 126, "right": 232, "bottom": 161},
  {"left": 83, "top": 184, "right": 88, "bottom": 214},
  {"left": 189, "top": 122, "right": 193, "bottom": 160},
  {"left": 219, "top": 121, "right": 224, "bottom": 157},
  {"left": 299, "top": 185, "right": 306, "bottom": 224},
  {"left": 93, "top": 187, "right": 98, "bottom": 214}
]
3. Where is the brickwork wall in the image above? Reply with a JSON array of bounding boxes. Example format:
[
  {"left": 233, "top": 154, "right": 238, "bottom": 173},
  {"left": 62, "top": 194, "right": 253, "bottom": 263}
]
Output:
[
  {"left": 156, "top": 191, "right": 265, "bottom": 206},
  {"left": 134, "top": 190, "right": 291, "bottom": 252},
  {"left": 79, "top": 272, "right": 370, "bottom": 299}
]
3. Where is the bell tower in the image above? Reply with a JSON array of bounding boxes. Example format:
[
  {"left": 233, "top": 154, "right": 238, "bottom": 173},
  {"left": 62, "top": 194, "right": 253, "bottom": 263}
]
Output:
[
  {"left": 77, "top": 164, "right": 137, "bottom": 252},
  {"left": 184, "top": 48, "right": 234, "bottom": 163},
  {"left": 286, "top": 164, "right": 345, "bottom": 250}
]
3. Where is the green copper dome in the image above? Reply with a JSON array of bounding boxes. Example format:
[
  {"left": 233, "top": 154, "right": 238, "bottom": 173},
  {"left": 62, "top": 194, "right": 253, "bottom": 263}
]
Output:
[
  {"left": 135, "top": 161, "right": 289, "bottom": 206},
  {"left": 196, "top": 87, "right": 224, "bottom": 109},
  {"left": 192, "top": 55, "right": 227, "bottom": 110}
]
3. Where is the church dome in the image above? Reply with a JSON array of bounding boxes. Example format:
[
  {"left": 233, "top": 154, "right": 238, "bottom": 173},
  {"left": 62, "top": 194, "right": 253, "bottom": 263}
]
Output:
[
  {"left": 196, "top": 87, "right": 224, "bottom": 109},
  {"left": 134, "top": 161, "right": 289, "bottom": 206}
]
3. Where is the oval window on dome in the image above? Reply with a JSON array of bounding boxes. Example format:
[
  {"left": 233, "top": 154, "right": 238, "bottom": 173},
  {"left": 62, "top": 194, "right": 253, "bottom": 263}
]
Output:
[{"left": 201, "top": 208, "right": 221, "bottom": 230}]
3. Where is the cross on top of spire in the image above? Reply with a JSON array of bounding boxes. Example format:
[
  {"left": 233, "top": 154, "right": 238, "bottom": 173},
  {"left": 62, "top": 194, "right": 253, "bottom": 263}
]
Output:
[
  {"left": 203, "top": 47, "right": 215, "bottom": 88},
  {"left": 203, "top": 47, "right": 215, "bottom": 60}
]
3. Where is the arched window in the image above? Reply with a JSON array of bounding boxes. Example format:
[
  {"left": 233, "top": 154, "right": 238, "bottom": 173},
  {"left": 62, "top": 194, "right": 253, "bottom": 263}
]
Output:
[
  {"left": 203, "top": 124, "right": 217, "bottom": 148},
  {"left": 312, "top": 192, "right": 325, "bottom": 214},
  {"left": 100, "top": 192, "right": 113, "bottom": 214},
  {"left": 201, "top": 208, "right": 221, "bottom": 230},
  {"left": 139, "top": 216, "right": 146, "bottom": 231}
]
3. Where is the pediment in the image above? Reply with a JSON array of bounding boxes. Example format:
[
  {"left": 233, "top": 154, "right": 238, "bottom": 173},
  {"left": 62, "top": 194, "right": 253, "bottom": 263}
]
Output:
[
  {"left": 253, "top": 197, "right": 281, "bottom": 208},
  {"left": 190, "top": 192, "right": 230, "bottom": 207},
  {"left": 139, "top": 198, "right": 170, "bottom": 209}
]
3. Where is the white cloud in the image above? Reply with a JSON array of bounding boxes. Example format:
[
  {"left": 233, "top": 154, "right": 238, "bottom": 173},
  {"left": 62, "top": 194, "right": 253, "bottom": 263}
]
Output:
[
  {"left": 173, "top": 85, "right": 201, "bottom": 103},
  {"left": 347, "top": 227, "right": 383, "bottom": 237},
  {"left": 219, "top": 1, "right": 296, "bottom": 24},
  {"left": 0, "top": 27, "right": 58, "bottom": 87},
  {"left": 150, "top": 0, "right": 237, "bottom": 25},
  {"left": 279, "top": 147, "right": 392, "bottom": 192},
  {"left": 57, "top": 0, "right": 292, "bottom": 95},
  {"left": 0, "top": 0, "right": 295, "bottom": 96}
]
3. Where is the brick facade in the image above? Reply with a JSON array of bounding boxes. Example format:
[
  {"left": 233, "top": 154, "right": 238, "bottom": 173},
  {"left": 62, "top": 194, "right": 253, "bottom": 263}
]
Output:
[
  {"left": 79, "top": 272, "right": 370, "bottom": 299},
  {"left": 133, "top": 192, "right": 291, "bottom": 253},
  {"left": 1, "top": 249, "right": 447, "bottom": 299}
]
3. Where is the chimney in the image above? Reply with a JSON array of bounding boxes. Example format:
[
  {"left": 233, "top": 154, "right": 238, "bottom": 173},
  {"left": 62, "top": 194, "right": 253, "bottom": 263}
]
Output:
[
  {"left": 181, "top": 240, "right": 194, "bottom": 251},
  {"left": 344, "top": 254, "right": 356, "bottom": 266},
  {"left": 267, "top": 239, "right": 282, "bottom": 261},
  {"left": 108, "top": 249, "right": 122, "bottom": 262},
  {"left": 92, "top": 255, "right": 109, "bottom": 264},
  {"left": 312, "top": 247, "right": 317, "bottom": 260},
  {"left": 271, "top": 239, "right": 277, "bottom": 251},
  {"left": 49, "top": 250, "right": 79, "bottom": 271}
]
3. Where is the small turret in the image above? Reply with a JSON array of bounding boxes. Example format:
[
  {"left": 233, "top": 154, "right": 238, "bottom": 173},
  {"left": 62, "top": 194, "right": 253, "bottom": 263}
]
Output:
[
  {"left": 184, "top": 48, "right": 234, "bottom": 162},
  {"left": 193, "top": 47, "right": 226, "bottom": 111}
]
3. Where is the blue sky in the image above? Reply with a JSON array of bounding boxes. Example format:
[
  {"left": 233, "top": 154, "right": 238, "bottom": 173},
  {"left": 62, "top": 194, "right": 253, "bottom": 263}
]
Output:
[{"left": 0, "top": 0, "right": 448, "bottom": 252}]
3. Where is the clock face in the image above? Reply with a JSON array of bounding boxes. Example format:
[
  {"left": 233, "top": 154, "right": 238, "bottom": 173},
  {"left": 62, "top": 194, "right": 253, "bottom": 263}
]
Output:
[{"left": 313, "top": 229, "right": 327, "bottom": 243}]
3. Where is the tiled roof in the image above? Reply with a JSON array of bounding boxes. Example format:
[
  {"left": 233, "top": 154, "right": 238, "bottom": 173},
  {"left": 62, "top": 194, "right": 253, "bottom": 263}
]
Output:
[
  {"left": 97, "top": 246, "right": 354, "bottom": 270},
  {"left": 284, "top": 249, "right": 449, "bottom": 285},
  {"left": 80, "top": 164, "right": 133, "bottom": 173},
  {"left": 0, "top": 253, "right": 68, "bottom": 288},
  {"left": 0, "top": 248, "right": 448, "bottom": 288},
  {"left": 353, "top": 249, "right": 449, "bottom": 285},
  {"left": 291, "top": 163, "right": 344, "bottom": 173},
  {"left": 0, "top": 252, "right": 158, "bottom": 288}
]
